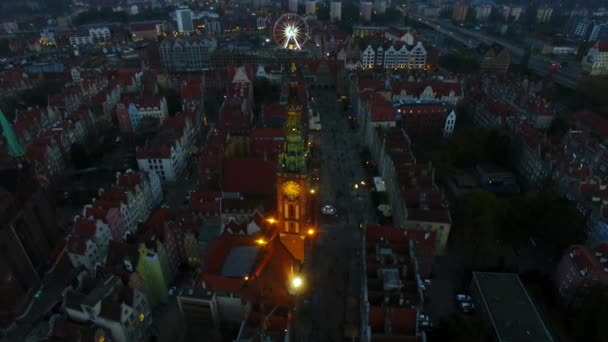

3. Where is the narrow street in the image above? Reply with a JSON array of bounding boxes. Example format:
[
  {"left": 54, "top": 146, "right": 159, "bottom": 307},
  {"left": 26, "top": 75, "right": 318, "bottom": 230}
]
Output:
[{"left": 296, "top": 89, "right": 376, "bottom": 341}]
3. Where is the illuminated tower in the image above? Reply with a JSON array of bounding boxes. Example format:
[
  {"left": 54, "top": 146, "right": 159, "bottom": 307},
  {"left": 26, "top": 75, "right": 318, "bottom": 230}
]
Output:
[
  {"left": 0, "top": 109, "right": 25, "bottom": 157},
  {"left": 277, "top": 64, "right": 309, "bottom": 236}
]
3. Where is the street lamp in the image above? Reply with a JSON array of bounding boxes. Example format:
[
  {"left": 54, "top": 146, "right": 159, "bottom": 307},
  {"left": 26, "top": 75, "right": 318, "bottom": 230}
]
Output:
[
  {"left": 292, "top": 276, "right": 302, "bottom": 288},
  {"left": 255, "top": 238, "right": 267, "bottom": 246},
  {"left": 309, "top": 189, "right": 316, "bottom": 194},
  {"left": 307, "top": 228, "right": 315, "bottom": 236},
  {"left": 266, "top": 217, "right": 277, "bottom": 224}
]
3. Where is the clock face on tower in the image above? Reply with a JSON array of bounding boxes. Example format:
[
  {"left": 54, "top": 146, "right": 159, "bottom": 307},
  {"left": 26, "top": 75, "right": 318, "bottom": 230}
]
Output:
[{"left": 282, "top": 181, "right": 301, "bottom": 199}]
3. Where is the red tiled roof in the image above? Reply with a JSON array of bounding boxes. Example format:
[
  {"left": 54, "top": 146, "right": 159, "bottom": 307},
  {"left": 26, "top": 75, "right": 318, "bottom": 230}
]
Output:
[
  {"left": 190, "top": 191, "right": 222, "bottom": 215},
  {"left": 67, "top": 236, "right": 87, "bottom": 256},
  {"left": 74, "top": 218, "right": 97, "bottom": 237},
  {"left": 389, "top": 308, "right": 417, "bottom": 334},
  {"left": 117, "top": 172, "right": 142, "bottom": 190},
  {"left": 130, "top": 22, "right": 160, "bottom": 31},
  {"left": 222, "top": 157, "right": 276, "bottom": 195},
  {"left": 263, "top": 104, "right": 287, "bottom": 118}
]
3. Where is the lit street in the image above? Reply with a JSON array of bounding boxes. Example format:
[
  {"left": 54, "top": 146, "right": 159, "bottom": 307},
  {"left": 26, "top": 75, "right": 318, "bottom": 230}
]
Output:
[{"left": 296, "top": 89, "right": 376, "bottom": 341}]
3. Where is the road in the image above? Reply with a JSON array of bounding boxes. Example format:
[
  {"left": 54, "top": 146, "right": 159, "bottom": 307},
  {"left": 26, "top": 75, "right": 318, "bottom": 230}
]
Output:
[
  {"left": 295, "top": 90, "right": 376, "bottom": 342},
  {"left": 414, "top": 15, "right": 582, "bottom": 89},
  {"left": 4, "top": 254, "right": 79, "bottom": 339}
]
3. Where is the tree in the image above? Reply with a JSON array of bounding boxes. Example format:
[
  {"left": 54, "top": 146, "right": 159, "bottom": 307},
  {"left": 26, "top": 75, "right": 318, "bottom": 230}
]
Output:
[
  {"left": 70, "top": 143, "right": 90, "bottom": 169},
  {"left": 456, "top": 190, "right": 501, "bottom": 267},
  {"left": 571, "top": 288, "right": 608, "bottom": 342},
  {"left": 547, "top": 114, "right": 570, "bottom": 144},
  {"left": 438, "top": 51, "right": 480, "bottom": 74},
  {"left": 431, "top": 314, "right": 493, "bottom": 342},
  {"left": 499, "top": 190, "right": 585, "bottom": 253}
]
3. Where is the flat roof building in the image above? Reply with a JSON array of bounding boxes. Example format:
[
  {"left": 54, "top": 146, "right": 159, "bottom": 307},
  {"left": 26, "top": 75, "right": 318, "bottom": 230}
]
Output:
[{"left": 470, "top": 272, "right": 554, "bottom": 342}]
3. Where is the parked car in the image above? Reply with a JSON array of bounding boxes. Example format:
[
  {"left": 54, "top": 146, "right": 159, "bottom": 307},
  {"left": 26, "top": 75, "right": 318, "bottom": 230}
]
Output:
[
  {"left": 459, "top": 301, "right": 475, "bottom": 314},
  {"left": 455, "top": 293, "right": 472, "bottom": 302}
]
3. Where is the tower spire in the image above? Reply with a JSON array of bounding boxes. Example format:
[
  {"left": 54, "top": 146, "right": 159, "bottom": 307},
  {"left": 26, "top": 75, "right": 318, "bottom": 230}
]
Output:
[{"left": 0, "top": 109, "right": 25, "bottom": 157}]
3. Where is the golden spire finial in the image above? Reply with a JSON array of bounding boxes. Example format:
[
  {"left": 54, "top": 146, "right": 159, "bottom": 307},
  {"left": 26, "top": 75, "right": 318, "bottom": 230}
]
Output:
[{"left": 290, "top": 62, "right": 297, "bottom": 75}]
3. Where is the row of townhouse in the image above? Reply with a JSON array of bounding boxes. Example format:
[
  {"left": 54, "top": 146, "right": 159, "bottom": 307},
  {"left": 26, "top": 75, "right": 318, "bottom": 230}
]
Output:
[
  {"left": 360, "top": 224, "right": 436, "bottom": 341},
  {"left": 364, "top": 126, "right": 453, "bottom": 255},
  {"left": 354, "top": 77, "right": 459, "bottom": 147},
  {"left": 136, "top": 111, "right": 200, "bottom": 181},
  {"left": 469, "top": 74, "right": 608, "bottom": 247},
  {"left": 116, "top": 96, "right": 169, "bottom": 133},
  {"left": 348, "top": 41, "right": 428, "bottom": 70},
  {"left": 67, "top": 169, "right": 163, "bottom": 272}
]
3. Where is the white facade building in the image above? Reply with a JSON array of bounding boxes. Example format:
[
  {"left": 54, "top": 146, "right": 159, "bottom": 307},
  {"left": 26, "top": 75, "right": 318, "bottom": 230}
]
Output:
[
  {"left": 176, "top": 6, "right": 194, "bottom": 33},
  {"left": 136, "top": 112, "right": 199, "bottom": 182},
  {"left": 360, "top": 42, "right": 427, "bottom": 70},
  {"left": 133, "top": 97, "right": 169, "bottom": 123},
  {"left": 67, "top": 217, "right": 113, "bottom": 271},
  {"left": 88, "top": 27, "right": 111, "bottom": 42},
  {"left": 475, "top": 4, "right": 493, "bottom": 20},
  {"left": 443, "top": 109, "right": 457, "bottom": 137}
]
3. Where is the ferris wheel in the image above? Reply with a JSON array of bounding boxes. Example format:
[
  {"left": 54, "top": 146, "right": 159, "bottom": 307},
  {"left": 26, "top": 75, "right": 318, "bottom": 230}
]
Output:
[{"left": 273, "top": 13, "right": 309, "bottom": 50}]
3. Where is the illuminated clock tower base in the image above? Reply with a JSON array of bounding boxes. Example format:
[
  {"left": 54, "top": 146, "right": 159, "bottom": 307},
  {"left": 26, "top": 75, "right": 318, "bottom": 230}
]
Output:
[{"left": 277, "top": 173, "right": 309, "bottom": 235}]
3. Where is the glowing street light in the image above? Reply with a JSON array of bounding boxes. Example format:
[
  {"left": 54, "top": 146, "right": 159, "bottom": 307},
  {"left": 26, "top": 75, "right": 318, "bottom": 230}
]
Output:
[
  {"left": 354, "top": 184, "right": 359, "bottom": 189},
  {"left": 309, "top": 189, "right": 316, "bottom": 194},
  {"left": 307, "top": 228, "right": 315, "bottom": 236},
  {"left": 360, "top": 180, "right": 366, "bottom": 186},
  {"left": 255, "top": 238, "right": 267, "bottom": 246},
  {"left": 266, "top": 217, "right": 277, "bottom": 224},
  {"left": 292, "top": 276, "right": 303, "bottom": 289}
]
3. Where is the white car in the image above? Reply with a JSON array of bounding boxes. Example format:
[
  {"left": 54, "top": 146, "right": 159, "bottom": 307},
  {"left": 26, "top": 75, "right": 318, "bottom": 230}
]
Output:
[
  {"left": 456, "top": 293, "right": 472, "bottom": 302},
  {"left": 321, "top": 204, "right": 336, "bottom": 215}
]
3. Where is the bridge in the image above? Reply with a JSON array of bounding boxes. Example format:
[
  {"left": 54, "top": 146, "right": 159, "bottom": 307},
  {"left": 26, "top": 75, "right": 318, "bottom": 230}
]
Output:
[{"left": 413, "top": 15, "right": 581, "bottom": 90}]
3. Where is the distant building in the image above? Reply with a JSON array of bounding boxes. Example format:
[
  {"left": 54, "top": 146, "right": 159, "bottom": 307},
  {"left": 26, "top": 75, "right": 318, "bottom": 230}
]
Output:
[
  {"left": 475, "top": 3, "right": 493, "bottom": 21},
  {"left": 130, "top": 21, "right": 163, "bottom": 42},
  {"left": 555, "top": 244, "right": 608, "bottom": 308},
  {"left": 470, "top": 272, "right": 554, "bottom": 342},
  {"left": 159, "top": 37, "right": 217, "bottom": 71},
  {"left": 582, "top": 41, "right": 608, "bottom": 75},
  {"left": 176, "top": 6, "right": 194, "bottom": 33},
  {"left": 478, "top": 43, "right": 511, "bottom": 73},
  {"left": 288, "top": 0, "right": 298, "bottom": 12},
  {"left": 360, "top": 1, "right": 373, "bottom": 22},
  {"left": 452, "top": 2, "right": 469, "bottom": 22},
  {"left": 330, "top": 1, "right": 342, "bottom": 22},
  {"left": 373, "top": 0, "right": 387, "bottom": 15},
  {"left": 536, "top": 6, "right": 553, "bottom": 24},
  {"left": 589, "top": 23, "right": 608, "bottom": 42},
  {"left": 306, "top": 1, "right": 317, "bottom": 16},
  {"left": 501, "top": 4, "right": 523, "bottom": 21}
]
